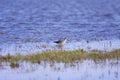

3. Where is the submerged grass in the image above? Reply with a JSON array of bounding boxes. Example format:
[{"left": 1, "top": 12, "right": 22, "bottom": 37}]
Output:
[{"left": 0, "top": 49, "right": 120, "bottom": 63}]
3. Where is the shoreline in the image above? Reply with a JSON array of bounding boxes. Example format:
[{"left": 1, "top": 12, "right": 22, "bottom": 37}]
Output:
[{"left": 0, "top": 39, "right": 120, "bottom": 55}]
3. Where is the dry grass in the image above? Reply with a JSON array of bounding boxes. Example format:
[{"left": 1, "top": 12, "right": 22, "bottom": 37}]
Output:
[{"left": 0, "top": 49, "right": 120, "bottom": 63}]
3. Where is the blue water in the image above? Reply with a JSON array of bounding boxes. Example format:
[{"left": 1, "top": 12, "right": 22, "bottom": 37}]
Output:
[
  {"left": 0, "top": 0, "right": 120, "bottom": 54},
  {"left": 0, "top": 60, "right": 119, "bottom": 80},
  {"left": 0, "top": 0, "right": 120, "bottom": 43},
  {"left": 0, "top": 1, "right": 120, "bottom": 80}
]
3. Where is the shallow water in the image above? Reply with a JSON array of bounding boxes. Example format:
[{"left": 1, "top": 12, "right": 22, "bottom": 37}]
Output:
[
  {"left": 0, "top": 39, "right": 120, "bottom": 55},
  {"left": 0, "top": 60, "right": 119, "bottom": 80},
  {"left": 0, "top": 0, "right": 120, "bottom": 54},
  {"left": 0, "top": 0, "right": 120, "bottom": 80}
]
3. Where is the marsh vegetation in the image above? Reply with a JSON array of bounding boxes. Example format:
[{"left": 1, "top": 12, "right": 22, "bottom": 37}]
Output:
[{"left": 0, "top": 49, "right": 120, "bottom": 64}]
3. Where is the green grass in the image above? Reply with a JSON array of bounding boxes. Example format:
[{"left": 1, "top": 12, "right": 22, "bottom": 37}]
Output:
[{"left": 0, "top": 49, "right": 120, "bottom": 63}]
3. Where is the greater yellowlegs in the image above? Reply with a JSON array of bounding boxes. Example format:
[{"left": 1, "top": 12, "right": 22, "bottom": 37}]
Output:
[{"left": 54, "top": 38, "right": 67, "bottom": 45}]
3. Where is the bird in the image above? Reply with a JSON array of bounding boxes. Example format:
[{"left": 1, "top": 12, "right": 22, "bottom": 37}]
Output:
[{"left": 54, "top": 38, "right": 67, "bottom": 45}]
